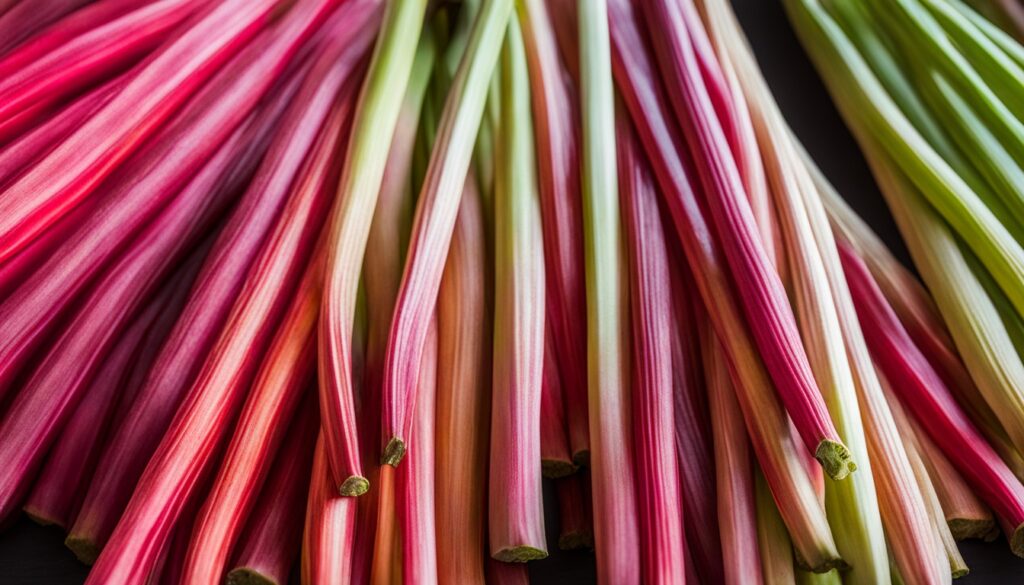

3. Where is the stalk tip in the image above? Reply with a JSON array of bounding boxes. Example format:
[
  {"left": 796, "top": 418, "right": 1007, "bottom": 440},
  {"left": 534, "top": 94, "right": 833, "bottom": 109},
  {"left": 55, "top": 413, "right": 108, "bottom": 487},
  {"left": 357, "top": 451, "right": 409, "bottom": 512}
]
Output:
[
  {"left": 226, "top": 567, "right": 275, "bottom": 585},
  {"left": 64, "top": 535, "right": 100, "bottom": 565},
  {"left": 339, "top": 475, "right": 369, "bottom": 496},
  {"left": 541, "top": 459, "right": 577, "bottom": 479},
  {"left": 492, "top": 546, "right": 548, "bottom": 562},
  {"left": 794, "top": 551, "right": 848, "bottom": 573},
  {"left": 952, "top": 566, "right": 970, "bottom": 579},
  {"left": 1011, "top": 523, "right": 1024, "bottom": 558},
  {"left": 558, "top": 531, "right": 594, "bottom": 551},
  {"left": 23, "top": 507, "right": 61, "bottom": 528},
  {"left": 382, "top": 437, "right": 406, "bottom": 466},
  {"left": 571, "top": 449, "right": 590, "bottom": 468},
  {"left": 948, "top": 518, "right": 997, "bottom": 541},
  {"left": 814, "top": 439, "right": 856, "bottom": 480}
]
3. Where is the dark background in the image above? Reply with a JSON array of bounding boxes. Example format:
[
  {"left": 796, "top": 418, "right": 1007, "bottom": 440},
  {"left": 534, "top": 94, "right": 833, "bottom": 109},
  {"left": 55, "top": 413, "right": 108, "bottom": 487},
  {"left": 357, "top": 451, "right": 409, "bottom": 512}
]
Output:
[{"left": 3, "top": 0, "right": 1024, "bottom": 583}]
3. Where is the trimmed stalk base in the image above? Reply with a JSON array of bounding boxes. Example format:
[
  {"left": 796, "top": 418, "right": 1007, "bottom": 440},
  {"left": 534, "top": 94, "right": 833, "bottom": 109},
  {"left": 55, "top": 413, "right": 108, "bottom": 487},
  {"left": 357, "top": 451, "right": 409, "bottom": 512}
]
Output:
[
  {"left": 226, "top": 567, "right": 275, "bottom": 585},
  {"left": 571, "top": 449, "right": 590, "bottom": 468},
  {"left": 794, "top": 552, "right": 848, "bottom": 574},
  {"left": 23, "top": 507, "right": 61, "bottom": 528},
  {"left": 948, "top": 518, "right": 997, "bottom": 542},
  {"left": 65, "top": 535, "right": 100, "bottom": 565},
  {"left": 492, "top": 546, "right": 548, "bottom": 563},
  {"left": 382, "top": 437, "right": 406, "bottom": 466},
  {"left": 339, "top": 475, "right": 369, "bottom": 496},
  {"left": 814, "top": 439, "right": 856, "bottom": 480},
  {"left": 1011, "top": 523, "right": 1024, "bottom": 558}
]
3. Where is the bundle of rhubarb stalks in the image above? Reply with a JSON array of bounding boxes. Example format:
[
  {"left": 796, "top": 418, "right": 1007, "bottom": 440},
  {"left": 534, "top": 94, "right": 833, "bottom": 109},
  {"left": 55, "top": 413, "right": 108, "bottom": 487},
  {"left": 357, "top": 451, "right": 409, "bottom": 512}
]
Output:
[{"left": 2, "top": 0, "right": 1024, "bottom": 582}]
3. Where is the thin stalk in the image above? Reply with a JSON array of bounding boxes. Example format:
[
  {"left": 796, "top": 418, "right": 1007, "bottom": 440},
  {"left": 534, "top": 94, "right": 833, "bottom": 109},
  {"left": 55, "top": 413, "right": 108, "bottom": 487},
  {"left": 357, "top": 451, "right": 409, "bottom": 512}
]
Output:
[
  {"left": 518, "top": 0, "right": 589, "bottom": 463},
  {"left": 319, "top": 0, "right": 429, "bottom": 493},
  {"left": 226, "top": 393, "right": 318, "bottom": 585},
  {"left": 84, "top": 55, "right": 358, "bottom": 583},
  {"left": 369, "top": 465, "right": 400, "bottom": 585},
  {"left": 435, "top": 179, "right": 491, "bottom": 581},
  {"left": 705, "top": 325, "right": 762, "bottom": 585},
  {"left": 639, "top": 0, "right": 850, "bottom": 477},
  {"left": 620, "top": 116, "right": 686, "bottom": 583},
  {"left": 0, "top": 0, "right": 95, "bottom": 55},
  {"left": 756, "top": 467, "right": 796, "bottom": 585},
  {"left": 0, "top": 0, "right": 292, "bottom": 263},
  {"left": 380, "top": 0, "right": 512, "bottom": 466},
  {"left": 488, "top": 15, "right": 547, "bottom": 563},
  {"left": 578, "top": 0, "right": 640, "bottom": 579},
  {"left": 556, "top": 474, "right": 594, "bottom": 550}
]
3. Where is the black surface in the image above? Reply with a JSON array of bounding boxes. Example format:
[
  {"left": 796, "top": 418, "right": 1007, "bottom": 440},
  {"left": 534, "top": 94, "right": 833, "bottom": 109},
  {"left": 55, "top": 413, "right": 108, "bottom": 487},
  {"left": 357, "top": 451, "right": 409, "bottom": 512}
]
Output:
[{"left": 2, "top": 0, "right": 1024, "bottom": 583}]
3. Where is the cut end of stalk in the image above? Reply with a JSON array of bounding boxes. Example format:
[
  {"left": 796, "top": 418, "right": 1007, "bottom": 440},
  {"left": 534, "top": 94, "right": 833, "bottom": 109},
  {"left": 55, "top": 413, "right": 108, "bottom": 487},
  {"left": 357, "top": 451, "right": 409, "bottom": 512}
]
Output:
[
  {"left": 952, "top": 566, "right": 970, "bottom": 579},
  {"left": 492, "top": 546, "right": 548, "bottom": 563},
  {"left": 339, "top": 475, "right": 369, "bottom": 496},
  {"left": 1011, "top": 523, "right": 1024, "bottom": 558},
  {"left": 948, "top": 518, "right": 997, "bottom": 541},
  {"left": 571, "top": 449, "right": 590, "bottom": 468},
  {"left": 226, "top": 567, "right": 277, "bottom": 585},
  {"left": 23, "top": 507, "right": 61, "bottom": 528},
  {"left": 382, "top": 437, "right": 406, "bottom": 466},
  {"left": 64, "top": 535, "right": 100, "bottom": 565},
  {"left": 541, "top": 459, "right": 577, "bottom": 479},
  {"left": 794, "top": 552, "right": 849, "bottom": 574},
  {"left": 814, "top": 439, "right": 856, "bottom": 480},
  {"left": 557, "top": 531, "right": 594, "bottom": 551}
]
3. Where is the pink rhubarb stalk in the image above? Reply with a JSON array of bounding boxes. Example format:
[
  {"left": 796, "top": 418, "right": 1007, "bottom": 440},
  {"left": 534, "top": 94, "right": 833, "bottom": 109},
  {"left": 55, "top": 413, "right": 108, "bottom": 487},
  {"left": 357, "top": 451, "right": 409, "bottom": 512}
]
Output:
[
  {"left": 488, "top": 15, "right": 547, "bottom": 563},
  {"left": 303, "top": 435, "right": 358, "bottom": 585},
  {"left": 556, "top": 474, "right": 594, "bottom": 550},
  {"left": 539, "top": 327, "right": 574, "bottom": 477},
  {"left": 0, "top": 0, "right": 96, "bottom": 55},
  {"left": 620, "top": 117, "right": 687, "bottom": 583}
]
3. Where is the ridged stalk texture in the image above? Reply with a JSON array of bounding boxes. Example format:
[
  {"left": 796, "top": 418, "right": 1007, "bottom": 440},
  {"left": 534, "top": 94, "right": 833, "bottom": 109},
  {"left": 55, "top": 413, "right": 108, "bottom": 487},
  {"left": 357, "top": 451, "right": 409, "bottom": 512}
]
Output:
[
  {"left": 303, "top": 435, "right": 358, "bottom": 585},
  {"left": 540, "top": 328, "right": 574, "bottom": 476},
  {"left": 380, "top": 0, "right": 512, "bottom": 466},
  {"left": 620, "top": 117, "right": 686, "bottom": 583},
  {"left": 639, "top": 0, "right": 850, "bottom": 478},
  {"left": 0, "top": 0, "right": 95, "bottom": 55},
  {"left": 578, "top": 0, "right": 640, "bottom": 580},
  {"left": 488, "top": 16, "right": 547, "bottom": 563},
  {"left": 556, "top": 474, "right": 594, "bottom": 551},
  {"left": 756, "top": 467, "right": 796, "bottom": 585},
  {"left": 319, "top": 0, "right": 428, "bottom": 493}
]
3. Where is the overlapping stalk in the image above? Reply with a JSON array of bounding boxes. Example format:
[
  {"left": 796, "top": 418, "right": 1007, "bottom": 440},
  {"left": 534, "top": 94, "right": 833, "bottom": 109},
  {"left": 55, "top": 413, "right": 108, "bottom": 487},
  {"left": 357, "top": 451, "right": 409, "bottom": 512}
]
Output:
[
  {"left": 604, "top": 0, "right": 842, "bottom": 570},
  {"left": 84, "top": 44, "right": 360, "bottom": 582},
  {"left": 577, "top": 0, "right": 639, "bottom": 580},
  {"left": 319, "top": 0, "right": 428, "bottom": 494},
  {"left": 487, "top": 15, "right": 546, "bottom": 563},
  {"left": 0, "top": 0, "right": 95, "bottom": 55},
  {"left": 639, "top": 0, "right": 851, "bottom": 478},
  {"left": 380, "top": 0, "right": 512, "bottom": 467},
  {"left": 539, "top": 329, "right": 574, "bottom": 476},
  {"left": 755, "top": 468, "right": 797, "bottom": 585},
  {"left": 620, "top": 117, "right": 686, "bottom": 583},
  {"left": 0, "top": 0, "right": 294, "bottom": 263},
  {"left": 302, "top": 436, "right": 358, "bottom": 585},
  {"left": 556, "top": 474, "right": 594, "bottom": 551},
  {"left": 518, "top": 0, "right": 589, "bottom": 463}
]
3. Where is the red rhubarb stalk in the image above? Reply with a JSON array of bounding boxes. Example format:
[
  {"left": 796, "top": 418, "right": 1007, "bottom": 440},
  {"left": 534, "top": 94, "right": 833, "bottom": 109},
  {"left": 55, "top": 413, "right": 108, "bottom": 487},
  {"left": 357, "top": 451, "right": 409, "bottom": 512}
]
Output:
[
  {"left": 620, "top": 117, "right": 687, "bottom": 583},
  {"left": 0, "top": 0, "right": 97, "bottom": 55},
  {"left": 84, "top": 47, "right": 361, "bottom": 584},
  {"left": 227, "top": 393, "right": 318, "bottom": 585},
  {"left": 842, "top": 245, "right": 1024, "bottom": 555},
  {"left": 636, "top": 0, "right": 849, "bottom": 477},
  {"left": 556, "top": 474, "right": 594, "bottom": 550},
  {"left": 539, "top": 327, "right": 574, "bottom": 477},
  {"left": 303, "top": 435, "right": 359, "bottom": 585},
  {"left": 0, "top": 0, "right": 293, "bottom": 264},
  {"left": 518, "top": 0, "right": 589, "bottom": 463}
]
